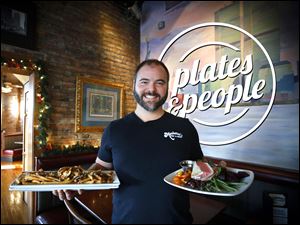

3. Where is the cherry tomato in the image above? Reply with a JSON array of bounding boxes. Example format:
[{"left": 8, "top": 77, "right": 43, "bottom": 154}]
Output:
[
  {"left": 176, "top": 170, "right": 191, "bottom": 180},
  {"left": 172, "top": 176, "right": 183, "bottom": 185}
]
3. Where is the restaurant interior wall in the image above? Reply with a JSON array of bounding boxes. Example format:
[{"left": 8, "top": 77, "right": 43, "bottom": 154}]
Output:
[
  {"left": 140, "top": 1, "right": 299, "bottom": 223},
  {"left": 140, "top": 1, "right": 299, "bottom": 171},
  {"left": 1, "top": 1, "right": 140, "bottom": 150}
]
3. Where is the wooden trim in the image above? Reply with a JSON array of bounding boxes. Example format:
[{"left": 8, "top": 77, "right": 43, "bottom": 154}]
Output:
[
  {"left": 206, "top": 157, "right": 299, "bottom": 186},
  {"left": 34, "top": 152, "right": 97, "bottom": 170},
  {"left": 4, "top": 132, "right": 23, "bottom": 137}
]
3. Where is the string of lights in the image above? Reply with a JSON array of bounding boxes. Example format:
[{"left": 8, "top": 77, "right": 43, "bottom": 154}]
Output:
[{"left": 1, "top": 57, "right": 51, "bottom": 151}]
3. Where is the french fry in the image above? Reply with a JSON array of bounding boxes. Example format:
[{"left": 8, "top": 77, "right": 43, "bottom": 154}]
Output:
[{"left": 16, "top": 166, "right": 115, "bottom": 185}]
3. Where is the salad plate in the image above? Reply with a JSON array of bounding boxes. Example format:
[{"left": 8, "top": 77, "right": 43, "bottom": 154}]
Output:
[{"left": 164, "top": 167, "right": 254, "bottom": 197}]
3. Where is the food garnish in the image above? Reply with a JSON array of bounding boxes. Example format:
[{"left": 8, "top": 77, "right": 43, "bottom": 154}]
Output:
[{"left": 173, "top": 160, "right": 249, "bottom": 193}]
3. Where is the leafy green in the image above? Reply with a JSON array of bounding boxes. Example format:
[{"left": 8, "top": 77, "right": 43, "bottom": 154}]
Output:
[{"left": 201, "top": 178, "right": 244, "bottom": 193}]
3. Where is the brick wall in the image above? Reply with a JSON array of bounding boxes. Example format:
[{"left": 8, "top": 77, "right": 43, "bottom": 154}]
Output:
[{"left": 1, "top": 1, "right": 139, "bottom": 149}]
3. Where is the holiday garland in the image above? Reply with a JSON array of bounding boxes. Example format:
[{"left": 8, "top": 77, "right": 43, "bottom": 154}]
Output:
[
  {"left": 41, "top": 142, "right": 98, "bottom": 157},
  {"left": 1, "top": 57, "right": 51, "bottom": 150}
]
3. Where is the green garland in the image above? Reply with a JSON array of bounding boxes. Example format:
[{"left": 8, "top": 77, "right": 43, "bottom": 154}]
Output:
[
  {"left": 1, "top": 57, "right": 51, "bottom": 151},
  {"left": 41, "top": 142, "right": 98, "bottom": 157},
  {"left": 35, "top": 60, "right": 51, "bottom": 149}
]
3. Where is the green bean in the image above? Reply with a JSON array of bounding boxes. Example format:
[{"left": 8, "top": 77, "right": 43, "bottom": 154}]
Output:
[{"left": 196, "top": 177, "right": 245, "bottom": 193}]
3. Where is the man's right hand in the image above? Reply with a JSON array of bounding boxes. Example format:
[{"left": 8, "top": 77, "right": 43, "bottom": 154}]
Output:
[
  {"left": 52, "top": 190, "right": 83, "bottom": 201},
  {"left": 52, "top": 160, "right": 110, "bottom": 201}
]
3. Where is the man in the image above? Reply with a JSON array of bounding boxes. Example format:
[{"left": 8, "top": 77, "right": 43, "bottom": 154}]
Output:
[{"left": 54, "top": 59, "right": 203, "bottom": 223}]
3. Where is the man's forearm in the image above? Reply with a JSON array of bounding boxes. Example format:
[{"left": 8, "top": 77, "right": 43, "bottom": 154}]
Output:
[
  {"left": 88, "top": 162, "right": 100, "bottom": 170},
  {"left": 88, "top": 162, "right": 108, "bottom": 170}
]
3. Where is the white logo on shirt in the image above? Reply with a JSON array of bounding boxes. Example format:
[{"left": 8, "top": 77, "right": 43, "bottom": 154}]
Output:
[{"left": 164, "top": 132, "right": 183, "bottom": 141}]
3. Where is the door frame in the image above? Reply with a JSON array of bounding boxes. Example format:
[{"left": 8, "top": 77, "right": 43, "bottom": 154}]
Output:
[{"left": 1, "top": 62, "right": 36, "bottom": 223}]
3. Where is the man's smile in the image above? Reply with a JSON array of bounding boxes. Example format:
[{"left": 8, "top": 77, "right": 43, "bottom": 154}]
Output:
[{"left": 143, "top": 94, "right": 159, "bottom": 101}]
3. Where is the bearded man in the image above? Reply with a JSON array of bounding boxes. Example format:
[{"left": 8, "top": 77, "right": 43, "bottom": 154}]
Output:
[{"left": 54, "top": 59, "right": 204, "bottom": 224}]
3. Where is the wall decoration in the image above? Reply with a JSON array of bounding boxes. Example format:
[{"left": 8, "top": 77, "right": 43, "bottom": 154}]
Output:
[
  {"left": 1, "top": 3, "right": 36, "bottom": 49},
  {"left": 140, "top": 1, "right": 299, "bottom": 171},
  {"left": 75, "top": 76, "right": 124, "bottom": 133}
]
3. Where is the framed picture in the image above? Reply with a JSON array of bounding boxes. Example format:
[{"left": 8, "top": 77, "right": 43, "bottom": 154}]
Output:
[
  {"left": 1, "top": 3, "right": 35, "bottom": 49},
  {"left": 75, "top": 76, "right": 124, "bottom": 132}
]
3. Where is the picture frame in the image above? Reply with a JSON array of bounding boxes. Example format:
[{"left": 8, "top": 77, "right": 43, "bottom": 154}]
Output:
[
  {"left": 75, "top": 76, "right": 124, "bottom": 133},
  {"left": 1, "top": 3, "right": 36, "bottom": 49}
]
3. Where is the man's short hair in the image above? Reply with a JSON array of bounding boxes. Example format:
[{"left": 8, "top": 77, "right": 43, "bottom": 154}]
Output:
[{"left": 134, "top": 59, "right": 169, "bottom": 82}]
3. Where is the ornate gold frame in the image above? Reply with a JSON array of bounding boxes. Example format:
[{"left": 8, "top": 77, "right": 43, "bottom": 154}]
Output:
[{"left": 75, "top": 76, "right": 124, "bottom": 133}]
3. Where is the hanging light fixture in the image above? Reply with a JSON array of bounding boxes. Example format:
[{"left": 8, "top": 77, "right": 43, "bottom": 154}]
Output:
[
  {"left": 2, "top": 75, "right": 12, "bottom": 93},
  {"left": 2, "top": 82, "right": 13, "bottom": 93},
  {"left": 1, "top": 75, "right": 23, "bottom": 93},
  {"left": 127, "top": 1, "right": 142, "bottom": 20}
]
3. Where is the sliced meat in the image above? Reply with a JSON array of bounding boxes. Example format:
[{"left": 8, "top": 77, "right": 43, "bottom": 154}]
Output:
[{"left": 191, "top": 161, "right": 214, "bottom": 181}]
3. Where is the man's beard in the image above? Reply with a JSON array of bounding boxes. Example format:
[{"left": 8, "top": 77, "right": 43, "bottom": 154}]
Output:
[{"left": 134, "top": 88, "right": 168, "bottom": 112}]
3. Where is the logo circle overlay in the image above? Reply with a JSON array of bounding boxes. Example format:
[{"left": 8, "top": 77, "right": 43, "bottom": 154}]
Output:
[{"left": 159, "top": 22, "right": 276, "bottom": 146}]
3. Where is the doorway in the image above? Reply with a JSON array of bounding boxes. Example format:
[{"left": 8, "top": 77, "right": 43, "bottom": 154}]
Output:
[{"left": 1, "top": 65, "right": 35, "bottom": 223}]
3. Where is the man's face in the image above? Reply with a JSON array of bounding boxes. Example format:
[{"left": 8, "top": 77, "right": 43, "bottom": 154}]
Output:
[{"left": 134, "top": 64, "right": 168, "bottom": 112}]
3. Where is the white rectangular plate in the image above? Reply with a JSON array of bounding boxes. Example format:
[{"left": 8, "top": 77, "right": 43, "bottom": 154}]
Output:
[
  {"left": 9, "top": 170, "right": 120, "bottom": 192},
  {"left": 164, "top": 167, "right": 254, "bottom": 197}
]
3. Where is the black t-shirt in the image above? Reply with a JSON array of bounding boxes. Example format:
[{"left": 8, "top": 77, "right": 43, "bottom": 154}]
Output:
[{"left": 98, "top": 112, "right": 203, "bottom": 224}]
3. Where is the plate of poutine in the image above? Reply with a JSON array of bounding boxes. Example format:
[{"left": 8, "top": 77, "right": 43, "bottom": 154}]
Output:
[{"left": 9, "top": 166, "right": 120, "bottom": 192}]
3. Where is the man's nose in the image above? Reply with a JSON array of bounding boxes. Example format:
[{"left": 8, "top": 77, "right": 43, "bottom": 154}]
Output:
[{"left": 147, "top": 82, "right": 156, "bottom": 92}]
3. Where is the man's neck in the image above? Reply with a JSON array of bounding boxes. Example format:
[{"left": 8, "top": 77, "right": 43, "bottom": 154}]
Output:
[{"left": 135, "top": 106, "right": 165, "bottom": 122}]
